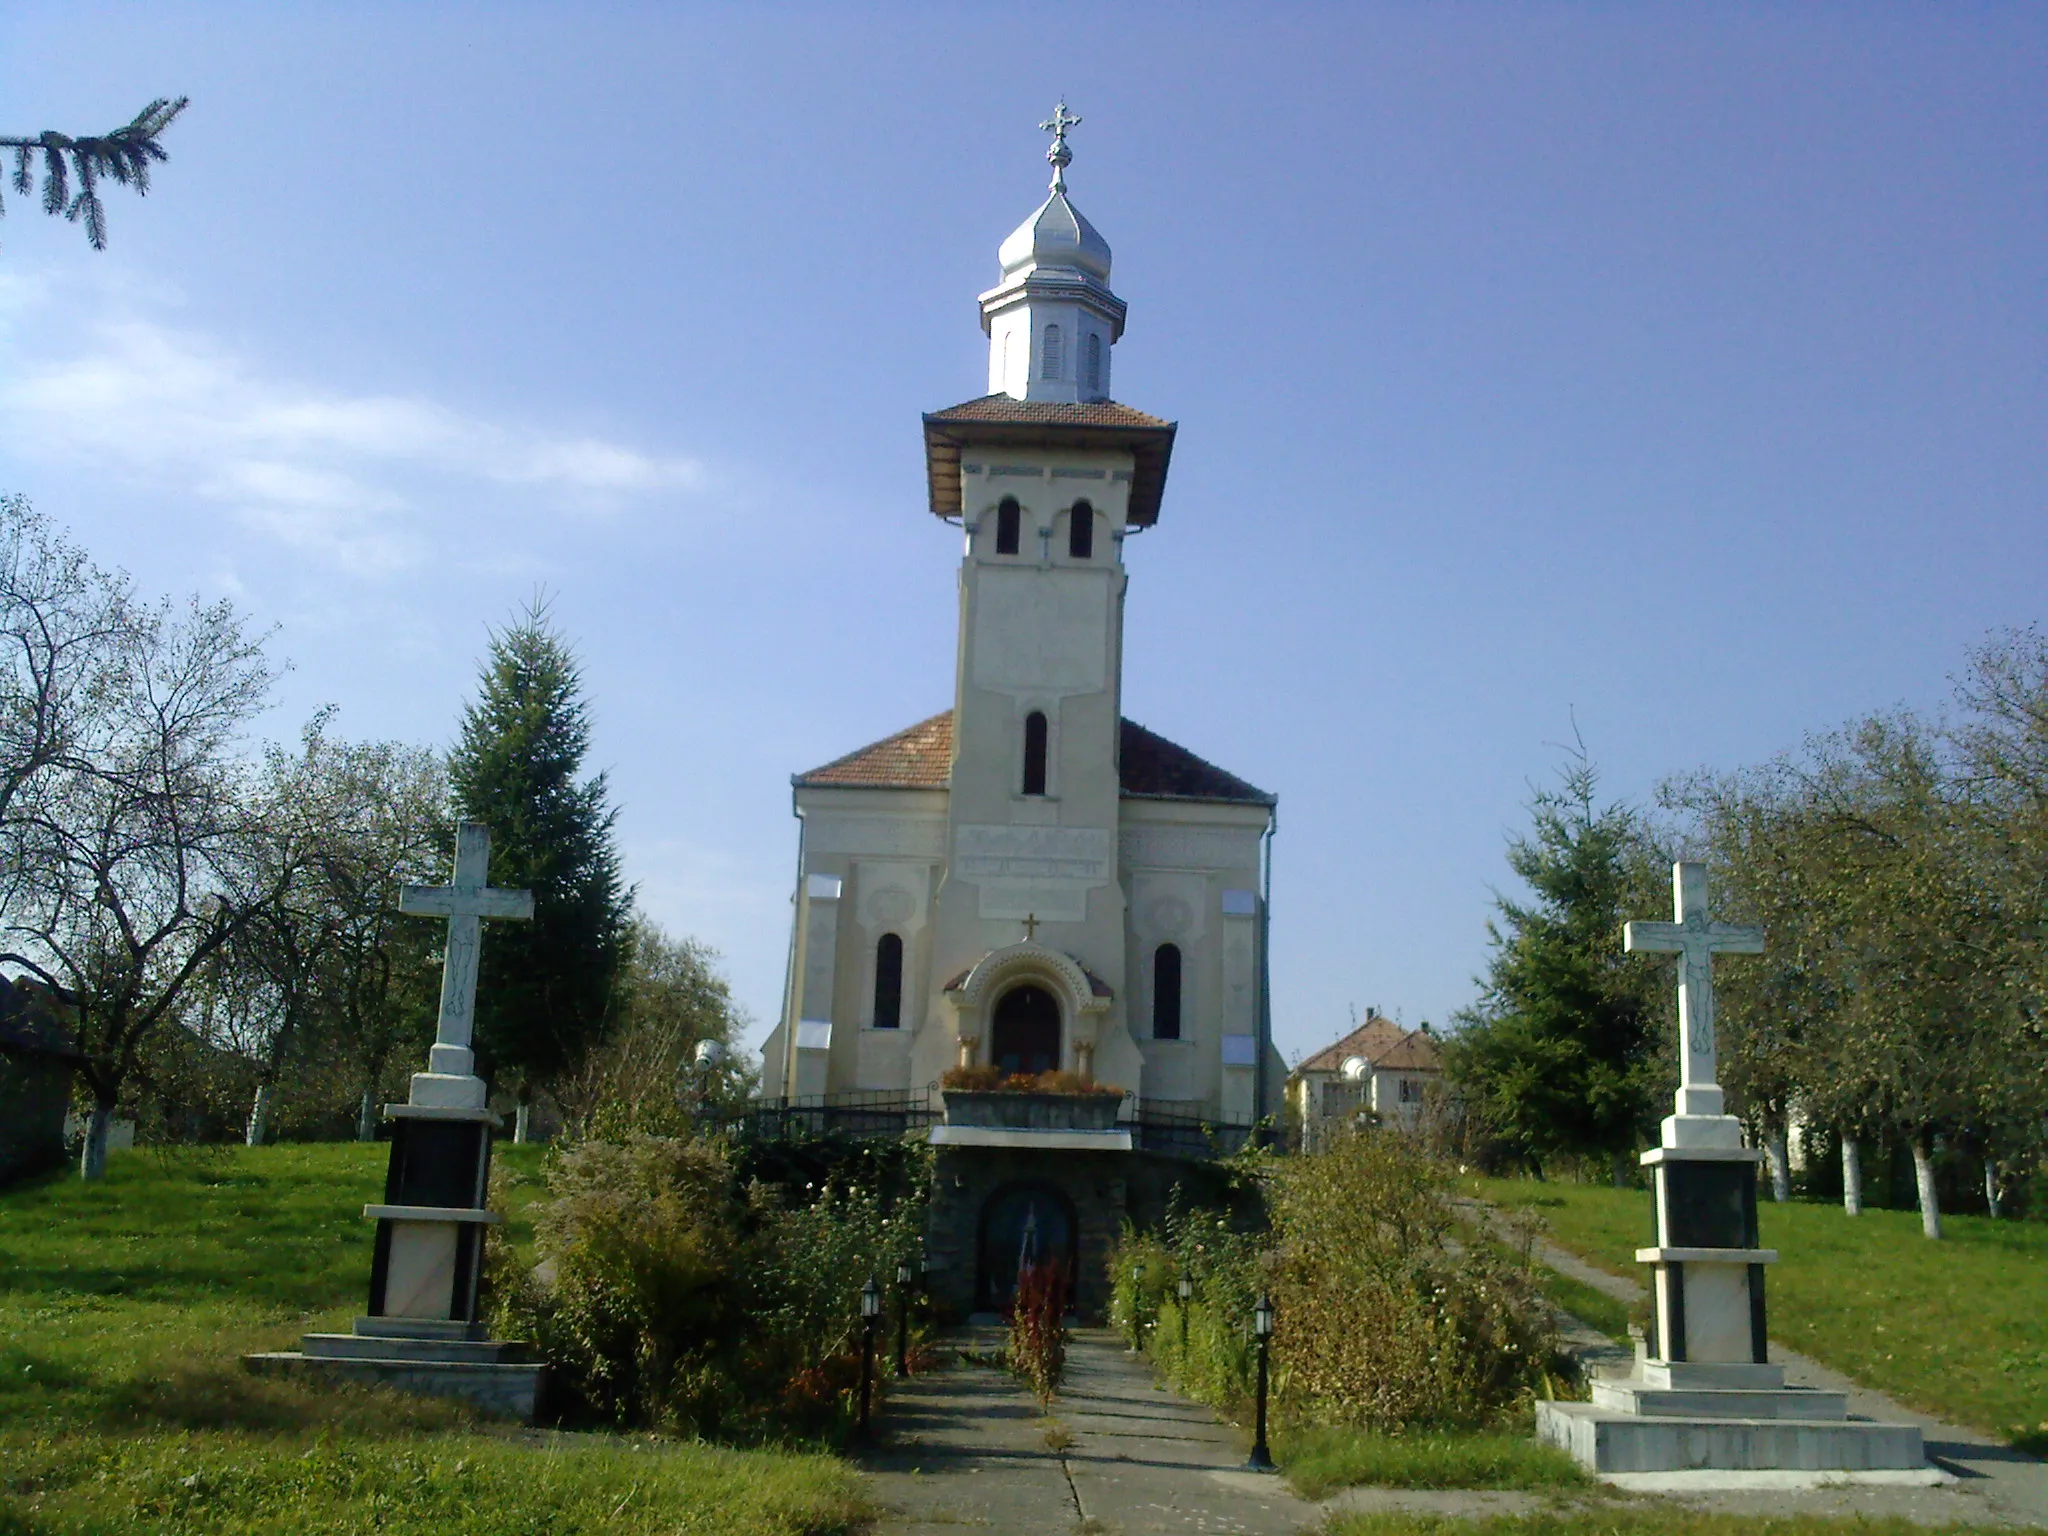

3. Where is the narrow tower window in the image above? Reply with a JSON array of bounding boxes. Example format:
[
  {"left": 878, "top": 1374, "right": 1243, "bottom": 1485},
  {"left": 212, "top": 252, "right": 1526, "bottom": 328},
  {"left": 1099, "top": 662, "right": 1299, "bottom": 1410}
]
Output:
[
  {"left": 1153, "top": 944, "right": 1182, "bottom": 1040},
  {"left": 1068, "top": 500, "right": 1093, "bottom": 560},
  {"left": 995, "top": 497, "right": 1020, "bottom": 555},
  {"left": 873, "top": 933, "right": 903, "bottom": 1029},
  {"left": 1042, "top": 323, "right": 1063, "bottom": 380},
  {"left": 1084, "top": 333, "right": 1102, "bottom": 395},
  {"left": 1022, "top": 710, "right": 1048, "bottom": 796}
]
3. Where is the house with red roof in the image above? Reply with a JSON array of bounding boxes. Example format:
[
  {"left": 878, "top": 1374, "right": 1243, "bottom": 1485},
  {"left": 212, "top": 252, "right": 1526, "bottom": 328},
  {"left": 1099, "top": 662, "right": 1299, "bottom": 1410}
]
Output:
[{"left": 1287, "top": 1012, "right": 1444, "bottom": 1145}]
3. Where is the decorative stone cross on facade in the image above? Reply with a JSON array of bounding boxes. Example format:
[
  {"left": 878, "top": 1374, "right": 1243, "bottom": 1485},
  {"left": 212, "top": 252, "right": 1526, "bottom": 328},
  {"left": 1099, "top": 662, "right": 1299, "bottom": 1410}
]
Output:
[
  {"left": 1041, "top": 100, "right": 1081, "bottom": 190},
  {"left": 399, "top": 821, "right": 534, "bottom": 1098},
  {"left": 1624, "top": 861, "right": 1762, "bottom": 1126},
  {"left": 1022, "top": 912, "right": 1041, "bottom": 942}
]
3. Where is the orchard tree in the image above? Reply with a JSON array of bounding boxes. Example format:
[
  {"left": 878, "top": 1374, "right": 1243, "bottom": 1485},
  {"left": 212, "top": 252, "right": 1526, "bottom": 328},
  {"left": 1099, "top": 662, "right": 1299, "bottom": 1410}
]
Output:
[
  {"left": 1445, "top": 743, "right": 1665, "bottom": 1182},
  {"left": 449, "top": 600, "right": 629, "bottom": 1138}
]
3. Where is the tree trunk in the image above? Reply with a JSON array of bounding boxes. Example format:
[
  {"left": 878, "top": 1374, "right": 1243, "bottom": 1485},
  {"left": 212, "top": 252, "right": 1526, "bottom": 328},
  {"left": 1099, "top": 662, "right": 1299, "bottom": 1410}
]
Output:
[
  {"left": 1610, "top": 1150, "right": 1630, "bottom": 1189},
  {"left": 1984, "top": 1157, "right": 2002, "bottom": 1219},
  {"left": 79, "top": 1099, "right": 114, "bottom": 1180},
  {"left": 1910, "top": 1131, "right": 1942, "bottom": 1240},
  {"left": 514, "top": 1100, "right": 532, "bottom": 1144},
  {"left": 357, "top": 1088, "right": 378, "bottom": 1141},
  {"left": 1764, "top": 1123, "right": 1791, "bottom": 1203},
  {"left": 245, "top": 1081, "right": 275, "bottom": 1147},
  {"left": 1841, "top": 1135, "right": 1863, "bottom": 1216}
]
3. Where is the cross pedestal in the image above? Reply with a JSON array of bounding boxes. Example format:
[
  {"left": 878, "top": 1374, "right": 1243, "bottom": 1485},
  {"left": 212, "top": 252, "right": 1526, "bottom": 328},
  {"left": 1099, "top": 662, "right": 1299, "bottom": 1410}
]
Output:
[
  {"left": 244, "top": 822, "right": 545, "bottom": 1420},
  {"left": 1536, "top": 862, "right": 1924, "bottom": 1474}
]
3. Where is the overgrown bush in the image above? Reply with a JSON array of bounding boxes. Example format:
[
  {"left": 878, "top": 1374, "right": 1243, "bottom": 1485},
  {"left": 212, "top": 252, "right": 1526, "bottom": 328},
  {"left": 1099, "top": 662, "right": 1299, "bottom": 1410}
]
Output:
[
  {"left": 1008, "top": 1259, "right": 1068, "bottom": 1399},
  {"left": 491, "top": 1129, "right": 930, "bottom": 1440},
  {"left": 1270, "top": 1128, "right": 1560, "bottom": 1429}
]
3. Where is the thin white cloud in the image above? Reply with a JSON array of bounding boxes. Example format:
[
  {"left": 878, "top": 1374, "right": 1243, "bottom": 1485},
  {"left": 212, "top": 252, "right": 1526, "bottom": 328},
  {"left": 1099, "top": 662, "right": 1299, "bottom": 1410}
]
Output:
[{"left": 0, "top": 286, "right": 707, "bottom": 577}]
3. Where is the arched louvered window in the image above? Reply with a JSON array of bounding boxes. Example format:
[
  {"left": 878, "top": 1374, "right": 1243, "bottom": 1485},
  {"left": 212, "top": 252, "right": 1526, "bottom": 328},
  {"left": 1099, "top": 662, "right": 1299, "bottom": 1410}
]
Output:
[
  {"left": 1042, "top": 323, "right": 1063, "bottom": 380},
  {"left": 873, "top": 933, "right": 903, "bottom": 1029},
  {"left": 1022, "top": 710, "right": 1048, "bottom": 796},
  {"left": 995, "top": 497, "right": 1021, "bottom": 555},
  {"left": 1068, "top": 500, "right": 1093, "bottom": 560},
  {"left": 1084, "top": 333, "right": 1102, "bottom": 395},
  {"left": 1153, "top": 944, "right": 1182, "bottom": 1040}
]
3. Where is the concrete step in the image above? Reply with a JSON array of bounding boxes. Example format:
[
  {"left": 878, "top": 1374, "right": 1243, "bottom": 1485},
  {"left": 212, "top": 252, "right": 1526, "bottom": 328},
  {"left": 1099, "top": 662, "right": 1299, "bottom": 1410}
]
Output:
[
  {"left": 242, "top": 1351, "right": 545, "bottom": 1422},
  {"left": 301, "top": 1332, "right": 531, "bottom": 1365},
  {"left": 1537, "top": 1400, "right": 1925, "bottom": 1474},
  {"left": 1591, "top": 1380, "right": 1849, "bottom": 1420}
]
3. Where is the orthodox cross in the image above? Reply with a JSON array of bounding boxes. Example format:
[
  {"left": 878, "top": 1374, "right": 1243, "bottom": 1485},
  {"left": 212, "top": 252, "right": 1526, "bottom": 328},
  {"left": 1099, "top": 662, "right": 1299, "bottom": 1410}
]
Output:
[
  {"left": 1041, "top": 99, "right": 1081, "bottom": 190},
  {"left": 399, "top": 822, "right": 535, "bottom": 1060},
  {"left": 1623, "top": 861, "right": 1763, "bottom": 1101},
  {"left": 1022, "top": 913, "right": 1041, "bottom": 942}
]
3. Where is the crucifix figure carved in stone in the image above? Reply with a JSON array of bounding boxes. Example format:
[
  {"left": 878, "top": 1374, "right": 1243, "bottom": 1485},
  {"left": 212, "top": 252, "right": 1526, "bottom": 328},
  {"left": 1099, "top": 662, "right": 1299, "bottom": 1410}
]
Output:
[
  {"left": 399, "top": 821, "right": 534, "bottom": 1099},
  {"left": 1624, "top": 861, "right": 1763, "bottom": 1126}
]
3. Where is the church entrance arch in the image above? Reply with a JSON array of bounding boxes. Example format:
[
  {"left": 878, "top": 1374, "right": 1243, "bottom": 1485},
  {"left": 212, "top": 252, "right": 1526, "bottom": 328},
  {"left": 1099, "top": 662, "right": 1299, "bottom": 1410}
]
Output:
[
  {"left": 976, "top": 1180, "right": 1078, "bottom": 1313},
  {"left": 990, "top": 984, "right": 1061, "bottom": 1075}
]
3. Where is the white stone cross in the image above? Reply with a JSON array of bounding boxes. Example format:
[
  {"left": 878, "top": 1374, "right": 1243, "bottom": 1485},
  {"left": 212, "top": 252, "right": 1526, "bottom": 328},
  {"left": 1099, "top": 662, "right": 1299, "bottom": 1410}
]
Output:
[
  {"left": 399, "top": 822, "right": 534, "bottom": 1074},
  {"left": 1624, "top": 861, "right": 1763, "bottom": 1120}
]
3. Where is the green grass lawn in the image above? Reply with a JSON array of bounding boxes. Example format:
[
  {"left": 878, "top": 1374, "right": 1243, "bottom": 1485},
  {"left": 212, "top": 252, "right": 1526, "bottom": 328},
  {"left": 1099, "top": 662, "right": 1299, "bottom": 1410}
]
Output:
[
  {"left": 0, "top": 1142, "right": 868, "bottom": 1536},
  {"left": 1469, "top": 1174, "right": 2048, "bottom": 1449},
  {"left": 1277, "top": 1424, "right": 1589, "bottom": 1498}
]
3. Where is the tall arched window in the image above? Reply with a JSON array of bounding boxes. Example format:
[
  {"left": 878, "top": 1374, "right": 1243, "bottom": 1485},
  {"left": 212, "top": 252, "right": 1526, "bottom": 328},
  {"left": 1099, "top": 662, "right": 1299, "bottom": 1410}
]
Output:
[
  {"left": 1084, "top": 333, "right": 1102, "bottom": 395},
  {"left": 1068, "top": 500, "right": 1093, "bottom": 560},
  {"left": 1022, "top": 710, "right": 1048, "bottom": 796},
  {"left": 1153, "top": 944, "right": 1182, "bottom": 1040},
  {"left": 995, "top": 496, "right": 1020, "bottom": 555},
  {"left": 873, "top": 933, "right": 903, "bottom": 1029},
  {"left": 1041, "top": 323, "right": 1063, "bottom": 380}
]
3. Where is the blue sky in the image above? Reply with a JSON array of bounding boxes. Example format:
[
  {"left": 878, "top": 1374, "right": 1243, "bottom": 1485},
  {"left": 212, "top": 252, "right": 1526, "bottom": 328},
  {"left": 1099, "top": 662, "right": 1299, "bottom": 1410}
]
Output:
[{"left": 2, "top": 4, "right": 2042, "bottom": 1068}]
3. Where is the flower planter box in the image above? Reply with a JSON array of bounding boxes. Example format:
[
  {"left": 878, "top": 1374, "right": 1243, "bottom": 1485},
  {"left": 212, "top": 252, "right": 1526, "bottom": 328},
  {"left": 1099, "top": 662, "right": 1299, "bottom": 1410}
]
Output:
[{"left": 942, "top": 1090, "right": 1122, "bottom": 1132}]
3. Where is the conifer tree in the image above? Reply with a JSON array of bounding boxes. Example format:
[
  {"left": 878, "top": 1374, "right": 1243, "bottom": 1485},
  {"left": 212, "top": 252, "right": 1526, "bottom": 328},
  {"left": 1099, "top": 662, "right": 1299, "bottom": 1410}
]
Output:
[
  {"left": 449, "top": 600, "right": 630, "bottom": 1133},
  {"left": 1445, "top": 744, "right": 1664, "bottom": 1180},
  {"left": 2, "top": 98, "right": 187, "bottom": 250}
]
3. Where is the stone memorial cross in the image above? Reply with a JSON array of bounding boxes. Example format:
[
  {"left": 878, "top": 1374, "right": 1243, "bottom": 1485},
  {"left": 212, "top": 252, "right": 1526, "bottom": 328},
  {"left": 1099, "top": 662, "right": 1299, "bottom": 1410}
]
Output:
[
  {"left": 399, "top": 821, "right": 534, "bottom": 1086},
  {"left": 1624, "top": 861, "right": 1762, "bottom": 1123}
]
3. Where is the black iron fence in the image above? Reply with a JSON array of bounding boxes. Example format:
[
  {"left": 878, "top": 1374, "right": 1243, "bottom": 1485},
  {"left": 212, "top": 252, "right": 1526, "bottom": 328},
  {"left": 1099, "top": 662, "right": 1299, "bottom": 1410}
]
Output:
[
  {"left": 1130, "top": 1098, "right": 1257, "bottom": 1159},
  {"left": 725, "top": 1088, "right": 1255, "bottom": 1160}
]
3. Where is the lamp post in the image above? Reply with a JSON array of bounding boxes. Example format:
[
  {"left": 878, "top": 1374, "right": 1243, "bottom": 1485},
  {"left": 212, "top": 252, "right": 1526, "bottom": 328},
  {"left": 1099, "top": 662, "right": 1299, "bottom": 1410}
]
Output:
[
  {"left": 1246, "top": 1291, "right": 1275, "bottom": 1473},
  {"left": 858, "top": 1276, "right": 881, "bottom": 1441},
  {"left": 1127, "top": 1260, "right": 1146, "bottom": 1352},
  {"left": 894, "top": 1259, "right": 913, "bottom": 1378},
  {"left": 1177, "top": 1272, "right": 1193, "bottom": 1357}
]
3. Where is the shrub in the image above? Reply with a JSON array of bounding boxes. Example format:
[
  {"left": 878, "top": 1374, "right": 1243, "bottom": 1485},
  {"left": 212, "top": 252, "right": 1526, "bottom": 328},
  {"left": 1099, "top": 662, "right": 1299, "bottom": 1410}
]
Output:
[
  {"left": 496, "top": 1134, "right": 749, "bottom": 1433},
  {"left": 1008, "top": 1259, "right": 1068, "bottom": 1400},
  {"left": 1270, "top": 1128, "right": 1558, "bottom": 1429}
]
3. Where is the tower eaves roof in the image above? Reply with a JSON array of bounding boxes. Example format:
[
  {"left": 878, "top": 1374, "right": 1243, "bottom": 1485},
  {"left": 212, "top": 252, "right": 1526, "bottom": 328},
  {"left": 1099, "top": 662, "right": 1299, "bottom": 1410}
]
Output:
[{"left": 922, "top": 396, "right": 1177, "bottom": 527}]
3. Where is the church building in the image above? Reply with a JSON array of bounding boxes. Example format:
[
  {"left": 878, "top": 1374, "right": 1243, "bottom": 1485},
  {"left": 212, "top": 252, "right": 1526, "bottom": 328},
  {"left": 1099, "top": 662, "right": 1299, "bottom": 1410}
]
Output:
[{"left": 758, "top": 112, "right": 1282, "bottom": 1308}]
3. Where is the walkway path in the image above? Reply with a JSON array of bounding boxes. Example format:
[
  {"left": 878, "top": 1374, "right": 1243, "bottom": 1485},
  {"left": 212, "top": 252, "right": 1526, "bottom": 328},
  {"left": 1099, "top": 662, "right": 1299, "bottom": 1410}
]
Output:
[{"left": 1461, "top": 1198, "right": 2048, "bottom": 1528}]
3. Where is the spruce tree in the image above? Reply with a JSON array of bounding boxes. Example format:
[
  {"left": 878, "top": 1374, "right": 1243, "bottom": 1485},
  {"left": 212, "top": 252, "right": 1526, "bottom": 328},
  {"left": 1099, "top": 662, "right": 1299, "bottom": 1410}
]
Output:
[
  {"left": 1445, "top": 745, "right": 1664, "bottom": 1179},
  {"left": 449, "top": 600, "right": 629, "bottom": 1126}
]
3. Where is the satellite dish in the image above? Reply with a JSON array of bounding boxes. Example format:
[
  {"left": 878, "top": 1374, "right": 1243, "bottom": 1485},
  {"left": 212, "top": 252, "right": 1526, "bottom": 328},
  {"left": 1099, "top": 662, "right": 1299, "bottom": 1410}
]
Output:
[{"left": 1340, "top": 1055, "right": 1367, "bottom": 1082}]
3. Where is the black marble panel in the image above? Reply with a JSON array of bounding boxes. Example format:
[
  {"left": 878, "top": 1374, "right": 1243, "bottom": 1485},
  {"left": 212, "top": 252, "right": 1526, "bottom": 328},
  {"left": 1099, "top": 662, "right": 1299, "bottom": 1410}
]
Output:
[
  {"left": 1661, "top": 1160, "right": 1758, "bottom": 1249},
  {"left": 383, "top": 1119, "right": 490, "bottom": 1211}
]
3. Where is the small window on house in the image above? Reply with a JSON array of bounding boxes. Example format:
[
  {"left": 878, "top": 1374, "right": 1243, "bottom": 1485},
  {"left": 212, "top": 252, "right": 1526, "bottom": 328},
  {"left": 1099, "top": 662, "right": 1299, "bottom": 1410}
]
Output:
[
  {"left": 1153, "top": 943, "right": 1182, "bottom": 1040},
  {"left": 1022, "top": 710, "right": 1048, "bottom": 795},
  {"left": 1042, "top": 323, "right": 1063, "bottom": 380},
  {"left": 873, "top": 933, "right": 903, "bottom": 1029},
  {"left": 1084, "top": 333, "right": 1102, "bottom": 394},
  {"left": 1068, "top": 500, "right": 1093, "bottom": 560},
  {"left": 995, "top": 497, "right": 1020, "bottom": 555}
]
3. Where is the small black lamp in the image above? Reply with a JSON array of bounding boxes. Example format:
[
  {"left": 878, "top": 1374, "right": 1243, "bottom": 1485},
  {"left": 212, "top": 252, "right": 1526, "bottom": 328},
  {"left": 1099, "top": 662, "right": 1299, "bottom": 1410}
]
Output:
[
  {"left": 858, "top": 1276, "right": 882, "bottom": 1440},
  {"left": 1177, "top": 1271, "right": 1193, "bottom": 1355},
  {"left": 894, "top": 1260, "right": 913, "bottom": 1378},
  {"left": 1246, "top": 1291, "right": 1276, "bottom": 1472}
]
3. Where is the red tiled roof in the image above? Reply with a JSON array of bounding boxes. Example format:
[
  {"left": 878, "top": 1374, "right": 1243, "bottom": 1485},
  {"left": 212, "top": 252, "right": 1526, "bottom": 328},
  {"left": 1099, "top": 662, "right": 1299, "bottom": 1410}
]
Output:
[
  {"left": 794, "top": 711, "right": 953, "bottom": 789},
  {"left": 1295, "top": 1016, "right": 1408, "bottom": 1076},
  {"left": 922, "top": 394, "right": 1177, "bottom": 527},
  {"left": 793, "top": 710, "right": 1274, "bottom": 807},
  {"left": 1372, "top": 1031, "right": 1443, "bottom": 1073}
]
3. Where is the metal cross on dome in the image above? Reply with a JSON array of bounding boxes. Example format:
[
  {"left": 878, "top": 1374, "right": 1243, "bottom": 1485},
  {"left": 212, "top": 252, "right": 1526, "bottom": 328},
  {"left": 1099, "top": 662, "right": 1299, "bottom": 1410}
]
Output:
[{"left": 1041, "top": 100, "right": 1081, "bottom": 191}]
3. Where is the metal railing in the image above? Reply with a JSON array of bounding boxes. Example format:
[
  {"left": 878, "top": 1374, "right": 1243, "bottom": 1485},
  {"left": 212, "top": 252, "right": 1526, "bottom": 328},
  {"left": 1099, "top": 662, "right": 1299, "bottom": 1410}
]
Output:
[{"left": 726, "top": 1087, "right": 1255, "bottom": 1159}]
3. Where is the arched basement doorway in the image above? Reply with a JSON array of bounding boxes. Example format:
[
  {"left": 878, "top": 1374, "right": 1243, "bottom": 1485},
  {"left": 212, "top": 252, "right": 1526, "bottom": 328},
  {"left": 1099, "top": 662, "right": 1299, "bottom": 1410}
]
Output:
[
  {"left": 976, "top": 1180, "right": 1078, "bottom": 1313},
  {"left": 990, "top": 984, "right": 1061, "bottom": 1076}
]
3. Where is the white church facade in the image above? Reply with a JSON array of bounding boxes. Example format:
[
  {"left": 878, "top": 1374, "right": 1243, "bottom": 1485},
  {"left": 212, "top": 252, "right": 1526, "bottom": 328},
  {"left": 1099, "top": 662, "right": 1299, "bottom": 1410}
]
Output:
[{"left": 759, "top": 110, "right": 1284, "bottom": 1134}]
